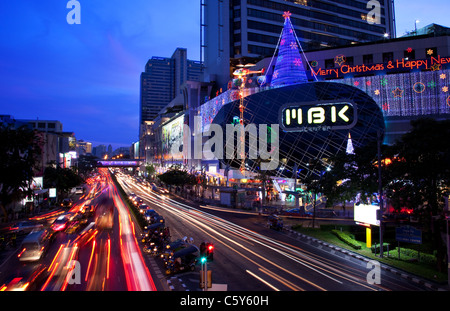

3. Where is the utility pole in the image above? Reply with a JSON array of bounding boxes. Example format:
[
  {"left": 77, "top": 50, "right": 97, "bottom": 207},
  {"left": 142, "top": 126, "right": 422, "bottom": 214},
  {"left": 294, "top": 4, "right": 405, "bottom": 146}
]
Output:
[{"left": 377, "top": 130, "right": 384, "bottom": 258}]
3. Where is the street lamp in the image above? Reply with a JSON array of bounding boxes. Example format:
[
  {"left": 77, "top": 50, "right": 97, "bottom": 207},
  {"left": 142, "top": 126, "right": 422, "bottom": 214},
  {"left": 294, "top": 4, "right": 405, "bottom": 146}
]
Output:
[{"left": 415, "top": 19, "right": 420, "bottom": 35}]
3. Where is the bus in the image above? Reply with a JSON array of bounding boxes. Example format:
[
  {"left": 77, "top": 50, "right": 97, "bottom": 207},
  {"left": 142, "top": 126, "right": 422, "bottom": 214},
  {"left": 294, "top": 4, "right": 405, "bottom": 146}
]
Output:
[{"left": 95, "top": 197, "right": 114, "bottom": 230}]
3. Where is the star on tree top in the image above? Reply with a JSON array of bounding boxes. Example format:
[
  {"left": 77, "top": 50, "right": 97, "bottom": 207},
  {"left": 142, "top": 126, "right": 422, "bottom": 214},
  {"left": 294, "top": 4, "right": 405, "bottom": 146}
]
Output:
[{"left": 283, "top": 11, "right": 292, "bottom": 19}]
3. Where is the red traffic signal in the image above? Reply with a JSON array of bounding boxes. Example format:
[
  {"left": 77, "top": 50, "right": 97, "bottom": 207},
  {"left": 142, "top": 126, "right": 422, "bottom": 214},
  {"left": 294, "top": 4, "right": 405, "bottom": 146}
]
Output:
[{"left": 206, "top": 243, "right": 214, "bottom": 261}]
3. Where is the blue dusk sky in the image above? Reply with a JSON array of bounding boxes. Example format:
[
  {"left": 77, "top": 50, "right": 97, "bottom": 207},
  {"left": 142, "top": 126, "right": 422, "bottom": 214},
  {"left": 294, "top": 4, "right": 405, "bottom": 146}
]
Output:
[{"left": 0, "top": 1, "right": 448, "bottom": 149}]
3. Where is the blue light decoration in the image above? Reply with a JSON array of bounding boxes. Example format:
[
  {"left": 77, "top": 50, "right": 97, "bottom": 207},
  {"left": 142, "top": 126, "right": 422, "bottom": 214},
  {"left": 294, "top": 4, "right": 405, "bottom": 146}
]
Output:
[
  {"left": 334, "top": 69, "right": 450, "bottom": 117},
  {"left": 270, "top": 11, "right": 309, "bottom": 87}
]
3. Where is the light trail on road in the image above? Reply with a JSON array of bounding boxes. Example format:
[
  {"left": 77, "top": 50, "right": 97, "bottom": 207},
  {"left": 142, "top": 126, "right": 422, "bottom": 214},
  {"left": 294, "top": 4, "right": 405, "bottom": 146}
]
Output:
[
  {"left": 107, "top": 172, "right": 157, "bottom": 291},
  {"left": 116, "top": 174, "right": 383, "bottom": 291}
]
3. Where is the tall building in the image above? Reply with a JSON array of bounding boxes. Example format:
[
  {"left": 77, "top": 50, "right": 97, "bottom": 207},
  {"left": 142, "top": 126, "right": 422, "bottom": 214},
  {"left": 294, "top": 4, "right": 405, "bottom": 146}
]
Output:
[
  {"left": 139, "top": 48, "right": 202, "bottom": 128},
  {"left": 139, "top": 48, "right": 203, "bottom": 159},
  {"left": 201, "top": 0, "right": 396, "bottom": 87},
  {"left": 76, "top": 140, "right": 92, "bottom": 156},
  {"left": 93, "top": 144, "right": 107, "bottom": 159}
]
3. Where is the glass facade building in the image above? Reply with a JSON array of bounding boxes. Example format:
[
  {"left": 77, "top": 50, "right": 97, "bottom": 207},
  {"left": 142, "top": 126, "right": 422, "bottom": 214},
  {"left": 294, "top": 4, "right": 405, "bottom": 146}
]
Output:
[
  {"left": 202, "top": 0, "right": 396, "bottom": 91},
  {"left": 209, "top": 81, "right": 385, "bottom": 179},
  {"left": 139, "top": 48, "right": 202, "bottom": 130}
]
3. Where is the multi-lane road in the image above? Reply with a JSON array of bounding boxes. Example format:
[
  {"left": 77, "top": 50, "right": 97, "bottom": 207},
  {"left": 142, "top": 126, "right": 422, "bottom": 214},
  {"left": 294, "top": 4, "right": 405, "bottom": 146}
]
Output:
[
  {"left": 0, "top": 168, "right": 441, "bottom": 292},
  {"left": 0, "top": 169, "right": 156, "bottom": 291},
  {"left": 115, "top": 171, "right": 437, "bottom": 292}
]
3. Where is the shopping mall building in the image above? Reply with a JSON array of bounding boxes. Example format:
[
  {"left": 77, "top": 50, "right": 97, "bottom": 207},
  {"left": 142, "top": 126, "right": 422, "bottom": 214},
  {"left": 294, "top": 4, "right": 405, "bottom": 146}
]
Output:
[{"left": 143, "top": 21, "right": 450, "bottom": 197}]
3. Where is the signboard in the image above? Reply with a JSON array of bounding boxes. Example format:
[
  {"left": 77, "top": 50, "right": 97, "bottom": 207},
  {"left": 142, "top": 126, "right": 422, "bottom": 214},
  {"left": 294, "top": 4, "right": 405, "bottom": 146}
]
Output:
[
  {"left": 354, "top": 203, "right": 380, "bottom": 226},
  {"left": 309, "top": 55, "right": 450, "bottom": 79},
  {"left": 49, "top": 188, "right": 57, "bottom": 198},
  {"left": 280, "top": 101, "right": 357, "bottom": 132},
  {"left": 396, "top": 225, "right": 422, "bottom": 244},
  {"left": 31, "top": 177, "right": 43, "bottom": 190},
  {"left": 162, "top": 115, "right": 184, "bottom": 160}
]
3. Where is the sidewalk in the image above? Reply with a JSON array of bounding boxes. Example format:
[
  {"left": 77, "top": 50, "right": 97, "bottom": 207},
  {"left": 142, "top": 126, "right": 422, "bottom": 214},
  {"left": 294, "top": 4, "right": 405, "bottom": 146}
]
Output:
[{"left": 284, "top": 227, "right": 448, "bottom": 291}]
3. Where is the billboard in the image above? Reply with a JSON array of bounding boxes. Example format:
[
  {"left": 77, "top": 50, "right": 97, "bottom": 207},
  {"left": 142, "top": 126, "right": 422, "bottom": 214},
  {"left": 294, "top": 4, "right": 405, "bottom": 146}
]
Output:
[
  {"left": 162, "top": 115, "right": 184, "bottom": 160},
  {"left": 354, "top": 203, "right": 380, "bottom": 226}
]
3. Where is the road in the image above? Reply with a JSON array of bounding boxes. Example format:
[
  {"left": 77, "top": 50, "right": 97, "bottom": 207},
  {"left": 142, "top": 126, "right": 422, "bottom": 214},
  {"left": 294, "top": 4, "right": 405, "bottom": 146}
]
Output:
[
  {"left": 116, "top": 172, "right": 433, "bottom": 292},
  {"left": 0, "top": 170, "right": 157, "bottom": 291},
  {"left": 0, "top": 168, "right": 440, "bottom": 291}
]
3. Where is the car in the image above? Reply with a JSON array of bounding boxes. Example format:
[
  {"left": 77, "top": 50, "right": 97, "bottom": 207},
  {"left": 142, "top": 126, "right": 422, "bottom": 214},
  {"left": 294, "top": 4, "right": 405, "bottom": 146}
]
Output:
[
  {"left": 133, "top": 197, "right": 144, "bottom": 206},
  {"left": 0, "top": 276, "right": 31, "bottom": 291},
  {"left": 139, "top": 204, "right": 149, "bottom": 214},
  {"left": 159, "top": 187, "right": 169, "bottom": 194},
  {"left": 17, "top": 230, "right": 53, "bottom": 262},
  {"left": 60, "top": 198, "right": 73, "bottom": 208},
  {"left": 51, "top": 215, "right": 72, "bottom": 232},
  {"left": 66, "top": 220, "right": 83, "bottom": 234},
  {"left": 144, "top": 209, "right": 159, "bottom": 222},
  {"left": 9, "top": 221, "right": 43, "bottom": 235},
  {"left": 152, "top": 185, "right": 169, "bottom": 194}
]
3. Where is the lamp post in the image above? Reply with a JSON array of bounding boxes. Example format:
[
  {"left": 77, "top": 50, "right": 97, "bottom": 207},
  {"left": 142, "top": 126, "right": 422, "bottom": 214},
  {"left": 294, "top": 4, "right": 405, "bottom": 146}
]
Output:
[
  {"left": 415, "top": 19, "right": 420, "bottom": 35},
  {"left": 377, "top": 130, "right": 384, "bottom": 258}
]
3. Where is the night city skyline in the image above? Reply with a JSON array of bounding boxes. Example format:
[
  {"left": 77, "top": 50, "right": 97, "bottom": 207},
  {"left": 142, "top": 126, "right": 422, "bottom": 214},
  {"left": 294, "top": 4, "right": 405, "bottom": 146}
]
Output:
[
  {"left": 1, "top": 0, "right": 450, "bottom": 297},
  {"left": 0, "top": 0, "right": 448, "bottom": 149}
]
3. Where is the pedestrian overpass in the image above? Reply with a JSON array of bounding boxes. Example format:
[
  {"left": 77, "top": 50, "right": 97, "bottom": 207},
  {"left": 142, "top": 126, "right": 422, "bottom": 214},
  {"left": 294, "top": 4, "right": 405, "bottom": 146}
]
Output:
[{"left": 96, "top": 160, "right": 142, "bottom": 167}]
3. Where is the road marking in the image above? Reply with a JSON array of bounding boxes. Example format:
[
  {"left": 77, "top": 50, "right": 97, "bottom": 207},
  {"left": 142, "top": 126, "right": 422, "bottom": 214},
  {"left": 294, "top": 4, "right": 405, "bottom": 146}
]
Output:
[{"left": 246, "top": 270, "right": 280, "bottom": 291}]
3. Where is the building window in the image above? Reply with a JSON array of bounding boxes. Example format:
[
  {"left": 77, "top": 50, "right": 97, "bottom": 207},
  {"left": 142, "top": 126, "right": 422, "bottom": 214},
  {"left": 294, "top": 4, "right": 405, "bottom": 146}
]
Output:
[
  {"left": 325, "top": 59, "right": 335, "bottom": 69},
  {"left": 382, "top": 52, "right": 394, "bottom": 63},
  {"left": 346, "top": 56, "right": 354, "bottom": 66},
  {"left": 38, "top": 122, "right": 45, "bottom": 128},
  {"left": 404, "top": 48, "right": 415, "bottom": 60},
  {"left": 363, "top": 54, "right": 373, "bottom": 65}
]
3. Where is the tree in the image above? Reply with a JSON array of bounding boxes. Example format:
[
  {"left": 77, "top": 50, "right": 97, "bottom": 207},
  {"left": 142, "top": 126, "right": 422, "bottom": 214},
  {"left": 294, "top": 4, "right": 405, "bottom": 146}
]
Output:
[
  {"left": 157, "top": 168, "right": 196, "bottom": 187},
  {"left": 321, "top": 141, "right": 385, "bottom": 210},
  {"left": 145, "top": 164, "right": 156, "bottom": 180},
  {"left": 302, "top": 158, "right": 328, "bottom": 227},
  {"left": 253, "top": 158, "right": 278, "bottom": 208},
  {"left": 77, "top": 154, "right": 99, "bottom": 177},
  {"left": 43, "top": 165, "right": 84, "bottom": 197},
  {"left": 384, "top": 118, "right": 450, "bottom": 271},
  {"left": 321, "top": 151, "right": 358, "bottom": 210},
  {"left": 0, "top": 124, "right": 42, "bottom": 222}
]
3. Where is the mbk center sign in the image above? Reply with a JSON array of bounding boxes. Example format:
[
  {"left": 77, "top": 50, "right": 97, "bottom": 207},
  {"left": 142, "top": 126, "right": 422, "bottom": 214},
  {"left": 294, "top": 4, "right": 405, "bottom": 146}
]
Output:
[{"left": 280, "top": 101, "right": 357, "bottom": 133}]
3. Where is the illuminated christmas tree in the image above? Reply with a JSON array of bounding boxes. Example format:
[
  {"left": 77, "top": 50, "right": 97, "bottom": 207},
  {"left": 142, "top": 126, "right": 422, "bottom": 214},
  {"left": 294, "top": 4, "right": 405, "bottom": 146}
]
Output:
[
  {"left": 270, "top": 11, "right": 309, "bottom": 87},
  {"left": 346, "top": 132, "right": 355, "bottom": 155}
]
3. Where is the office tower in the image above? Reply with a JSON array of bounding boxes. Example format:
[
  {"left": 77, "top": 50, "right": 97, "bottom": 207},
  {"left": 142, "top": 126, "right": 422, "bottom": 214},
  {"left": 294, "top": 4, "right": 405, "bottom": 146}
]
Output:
[
  {"left": 201, "top": 0, "right": 396, "bottom": 87},
  {"left": 139, "top": 48, "right": 202, "bottom": 135}
]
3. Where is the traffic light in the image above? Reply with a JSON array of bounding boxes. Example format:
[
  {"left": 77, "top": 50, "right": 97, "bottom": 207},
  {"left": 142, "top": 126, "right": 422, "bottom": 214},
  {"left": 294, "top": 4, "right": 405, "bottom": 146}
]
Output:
[
  {"left": 199, "top": 242, "right": 214, "bottom": 262},
  {"left": 206, "top": 243, "right": 214, "bottom": 261}
]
